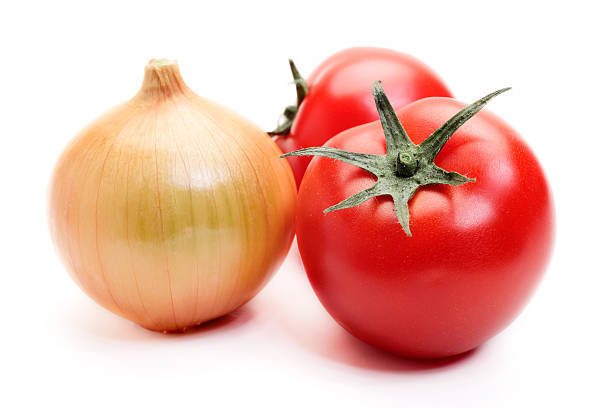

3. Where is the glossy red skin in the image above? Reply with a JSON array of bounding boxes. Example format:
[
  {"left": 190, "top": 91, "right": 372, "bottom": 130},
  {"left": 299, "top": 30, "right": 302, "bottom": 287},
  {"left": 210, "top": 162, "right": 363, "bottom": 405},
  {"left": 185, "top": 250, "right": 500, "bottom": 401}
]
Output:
[
  {"left": 296, "top": 97, "right": 555, "bottom": 358},
  {"left": 274, "top": 47, "right": 452, "bottom": 187}
]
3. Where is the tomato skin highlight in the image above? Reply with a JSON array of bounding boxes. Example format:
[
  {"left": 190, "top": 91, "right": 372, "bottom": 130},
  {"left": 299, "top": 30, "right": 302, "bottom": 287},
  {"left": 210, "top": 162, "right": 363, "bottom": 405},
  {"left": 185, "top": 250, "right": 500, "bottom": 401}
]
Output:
[
  {"left": 274, "top": 47, "right": 452, "bottom": 187},
  {"left": 296, "top": 97, "right": 554, "bottom": 358}
]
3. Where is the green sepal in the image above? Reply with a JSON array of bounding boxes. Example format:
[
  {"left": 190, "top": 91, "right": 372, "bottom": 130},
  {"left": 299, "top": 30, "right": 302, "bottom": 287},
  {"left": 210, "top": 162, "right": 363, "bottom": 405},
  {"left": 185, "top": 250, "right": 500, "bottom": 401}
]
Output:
[
  {"left": 418, "top": 87, "right": 510, "bottom": 162},
  {"left": 372, "top": 81, "right": 414, "bottom": 153},
  {"left": 268, "top": 59, "right": 309, "bottom": 136},
  {"left": 281, "top": 146, "right": 385, "bottom": 175}
]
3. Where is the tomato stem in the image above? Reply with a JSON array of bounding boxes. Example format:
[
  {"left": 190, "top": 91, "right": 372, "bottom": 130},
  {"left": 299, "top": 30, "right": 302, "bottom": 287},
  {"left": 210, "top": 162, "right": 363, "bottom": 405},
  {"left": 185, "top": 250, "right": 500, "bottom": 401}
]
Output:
[
  {"left": 396, "top": 151, "right": 419, "bottom": 177},
  {"left": 282, "top": 82, "right": 509, "bottom": 236},
  {"left": 268, "top": 59, "right": 309, "bottom": 136}
]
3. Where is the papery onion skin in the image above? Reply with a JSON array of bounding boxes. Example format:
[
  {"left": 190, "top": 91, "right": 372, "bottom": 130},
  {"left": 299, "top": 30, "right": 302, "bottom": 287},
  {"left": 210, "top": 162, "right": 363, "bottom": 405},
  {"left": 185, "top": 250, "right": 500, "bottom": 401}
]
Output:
[{"left": 49, "top": 59, "right": 296, "bottom": 332}]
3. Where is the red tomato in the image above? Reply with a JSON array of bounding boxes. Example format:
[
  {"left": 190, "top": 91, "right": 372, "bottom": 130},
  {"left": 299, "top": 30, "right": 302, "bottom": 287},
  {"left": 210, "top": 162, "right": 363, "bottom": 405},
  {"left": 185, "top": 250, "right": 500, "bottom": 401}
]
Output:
[
  {"left": 272, "top": 47, "right": 452, "bottom": 187},
  {"left": 294, "top": 93, "right": 554, "bottom": 358}
]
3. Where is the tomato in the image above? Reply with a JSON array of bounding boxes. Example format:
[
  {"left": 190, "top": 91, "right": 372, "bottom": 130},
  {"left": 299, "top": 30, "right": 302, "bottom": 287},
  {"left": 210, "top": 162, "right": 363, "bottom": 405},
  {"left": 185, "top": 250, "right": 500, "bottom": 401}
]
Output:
[
  {"left": 287, "top": 84, "right": 554, "bottom": 358},
  {"left": 271, "top": 47, "right": 452, "bottom": 187}
]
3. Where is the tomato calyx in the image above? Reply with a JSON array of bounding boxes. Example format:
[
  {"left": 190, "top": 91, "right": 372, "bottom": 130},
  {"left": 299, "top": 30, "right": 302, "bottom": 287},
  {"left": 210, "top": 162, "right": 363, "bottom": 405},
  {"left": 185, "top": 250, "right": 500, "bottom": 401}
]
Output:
[
  {"left": 282, "top": 82, "right": 510, "bottom": 236},
  {"left": 268, "top": 59, "right": 309, "bottom": 136}
]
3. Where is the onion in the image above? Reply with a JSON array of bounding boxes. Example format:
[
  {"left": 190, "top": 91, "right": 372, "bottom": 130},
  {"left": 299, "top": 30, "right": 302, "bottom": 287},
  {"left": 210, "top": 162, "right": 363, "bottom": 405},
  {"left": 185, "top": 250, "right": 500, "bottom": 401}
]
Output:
[{"left": 49, "top": 59, "right": 296, "bottom": 332}]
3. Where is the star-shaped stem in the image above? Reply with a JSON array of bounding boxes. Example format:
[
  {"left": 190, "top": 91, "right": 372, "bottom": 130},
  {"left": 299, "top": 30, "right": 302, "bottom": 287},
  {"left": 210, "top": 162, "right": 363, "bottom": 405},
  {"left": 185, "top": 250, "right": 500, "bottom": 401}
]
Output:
[{"left": 282, "top": 82, "right": 510, "bottom": 236}]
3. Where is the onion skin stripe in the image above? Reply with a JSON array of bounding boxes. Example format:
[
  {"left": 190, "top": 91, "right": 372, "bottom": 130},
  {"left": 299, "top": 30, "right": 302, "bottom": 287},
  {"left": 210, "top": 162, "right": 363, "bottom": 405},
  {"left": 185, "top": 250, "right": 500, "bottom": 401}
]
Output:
[
  {"left": 94, "top": 122, "right": 127, "bottom": 316},
  {"left": 153, "top": 111, "right": 179, "bottom": 332}
]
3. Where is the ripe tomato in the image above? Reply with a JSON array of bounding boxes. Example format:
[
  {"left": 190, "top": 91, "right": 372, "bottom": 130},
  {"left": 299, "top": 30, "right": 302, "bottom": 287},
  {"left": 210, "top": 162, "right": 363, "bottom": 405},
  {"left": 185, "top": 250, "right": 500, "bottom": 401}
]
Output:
[
  {"left": 290, "top": 85, "right": 554, "bottom": 358},
  {"left": 271, "top": 47, "right": 452, "bottom": 187}
]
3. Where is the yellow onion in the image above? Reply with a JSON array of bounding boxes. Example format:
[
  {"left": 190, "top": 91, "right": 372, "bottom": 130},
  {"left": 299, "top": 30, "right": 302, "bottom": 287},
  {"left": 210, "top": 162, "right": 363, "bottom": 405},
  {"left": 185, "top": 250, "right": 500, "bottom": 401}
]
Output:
[{"left": 49, "top": 59, "right": 296, "bottom": 332}]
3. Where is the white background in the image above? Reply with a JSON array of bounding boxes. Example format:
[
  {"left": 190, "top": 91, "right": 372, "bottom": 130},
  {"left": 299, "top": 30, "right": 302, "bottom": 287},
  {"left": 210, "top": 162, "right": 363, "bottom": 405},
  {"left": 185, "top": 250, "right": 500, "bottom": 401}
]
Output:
[{"left": 1, "top": 1, "right": 610, "bottom": 406}]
